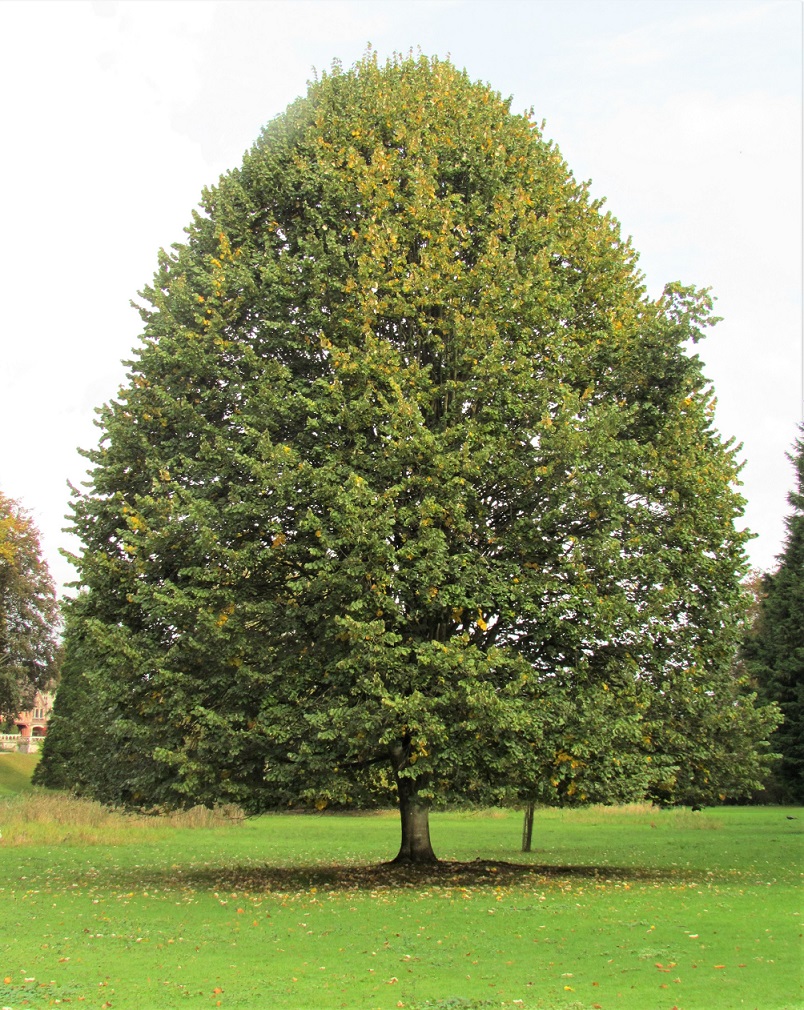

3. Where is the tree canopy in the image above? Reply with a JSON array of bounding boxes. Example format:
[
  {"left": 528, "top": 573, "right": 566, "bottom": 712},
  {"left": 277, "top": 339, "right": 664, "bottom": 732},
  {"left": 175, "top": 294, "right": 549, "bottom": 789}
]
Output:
[
  {"left": 0, "top": 491, "right": 60, "bottom": 718},
  {"left": 37, "top": 54, "right": 778, "bottom": 860},
  {"left": 742, "top": 426, "right": 804, "bottom": 803}
]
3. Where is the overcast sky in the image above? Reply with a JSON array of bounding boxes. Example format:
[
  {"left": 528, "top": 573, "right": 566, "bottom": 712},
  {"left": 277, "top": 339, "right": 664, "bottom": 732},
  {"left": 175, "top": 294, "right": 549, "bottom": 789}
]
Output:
[{"left": 0, "top": 0, "right": 801, "bottom": 594}]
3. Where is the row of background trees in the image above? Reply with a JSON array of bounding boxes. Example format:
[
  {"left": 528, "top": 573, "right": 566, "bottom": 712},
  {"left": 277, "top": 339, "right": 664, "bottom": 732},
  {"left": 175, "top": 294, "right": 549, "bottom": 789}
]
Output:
[{"left": 0, "top": 55, "right": 799, "bottom": 862}]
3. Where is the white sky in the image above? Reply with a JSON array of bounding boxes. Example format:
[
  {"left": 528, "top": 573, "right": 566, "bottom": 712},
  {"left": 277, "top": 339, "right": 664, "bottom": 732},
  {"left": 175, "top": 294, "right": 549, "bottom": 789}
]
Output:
[{"left": 0, "top": 0, "right": 801, "bottom": 594}]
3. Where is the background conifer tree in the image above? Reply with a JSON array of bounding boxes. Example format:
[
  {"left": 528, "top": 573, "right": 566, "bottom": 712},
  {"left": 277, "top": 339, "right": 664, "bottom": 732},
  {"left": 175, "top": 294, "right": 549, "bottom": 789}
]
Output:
[{"left": 742, "top": 425, "right": 804, "bottom": 802}]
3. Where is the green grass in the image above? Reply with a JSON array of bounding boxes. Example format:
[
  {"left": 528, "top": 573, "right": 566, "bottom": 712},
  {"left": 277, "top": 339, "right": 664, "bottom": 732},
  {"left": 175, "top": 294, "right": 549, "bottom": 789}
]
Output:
[
  {"left": 0, "top": 753, "right": 39, "bottom": 796},
  {"left": 0, "top": 787, "right": 800, "bottom": 1009}
]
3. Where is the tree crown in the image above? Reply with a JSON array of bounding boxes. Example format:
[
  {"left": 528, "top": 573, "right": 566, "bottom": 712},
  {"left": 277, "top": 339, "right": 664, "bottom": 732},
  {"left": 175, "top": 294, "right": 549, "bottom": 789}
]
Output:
[{"left": 40, "top": 54, "right": 774, "bottom": 828}]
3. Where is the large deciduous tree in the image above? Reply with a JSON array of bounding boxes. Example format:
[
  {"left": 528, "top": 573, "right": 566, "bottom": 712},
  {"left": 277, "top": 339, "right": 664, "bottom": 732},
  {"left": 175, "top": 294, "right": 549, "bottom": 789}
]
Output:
[
  {"left": 742, "top": 426, "right": 804, "bottom": 803},
  {"left": 38, "top": 54, "right": 776, "bottom": 860},
  {"left": 0, "top": 492, "right": 60, "bottom": 718}
]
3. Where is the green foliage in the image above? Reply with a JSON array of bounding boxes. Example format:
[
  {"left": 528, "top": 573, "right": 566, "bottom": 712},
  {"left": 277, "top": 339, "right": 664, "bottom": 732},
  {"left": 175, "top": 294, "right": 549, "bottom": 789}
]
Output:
[
  {"left": 0, "top": 492, "right": 60, "bottom": 718},
  {"left": 742, "top": 425, "right": 804, "bottom": 802},
  {"left": 39, "top": 53, "right": 775, "bottom": 845}
]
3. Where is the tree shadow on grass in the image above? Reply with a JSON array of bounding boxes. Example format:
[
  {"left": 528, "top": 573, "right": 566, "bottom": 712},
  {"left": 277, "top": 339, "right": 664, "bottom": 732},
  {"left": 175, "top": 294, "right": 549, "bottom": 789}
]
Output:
[{"left": 121, "top": 858, "right": 698, "bottom": 893}]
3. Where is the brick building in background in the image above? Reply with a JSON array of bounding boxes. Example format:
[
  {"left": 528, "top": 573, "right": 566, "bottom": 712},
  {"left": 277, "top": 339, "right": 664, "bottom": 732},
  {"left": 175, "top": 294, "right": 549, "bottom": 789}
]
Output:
[{"left": 0, "top": 691, "right": 55, "bottom": 752}]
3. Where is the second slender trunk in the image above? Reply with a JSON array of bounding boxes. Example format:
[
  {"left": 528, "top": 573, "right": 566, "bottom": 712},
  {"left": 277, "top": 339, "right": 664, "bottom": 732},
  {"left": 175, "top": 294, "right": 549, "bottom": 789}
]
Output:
[{"left": 521, "top": 801, "right": 535, "bottom": 852}]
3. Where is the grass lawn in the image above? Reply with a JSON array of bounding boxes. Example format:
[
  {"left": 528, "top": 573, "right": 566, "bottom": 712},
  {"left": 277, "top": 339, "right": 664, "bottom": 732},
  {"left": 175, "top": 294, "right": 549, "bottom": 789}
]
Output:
[
  {"left": 0, "top": 754, "right": 39, "bottom": 797},
  {"left": 0, "top": 780, "right": 800, "bottom": 1009}
]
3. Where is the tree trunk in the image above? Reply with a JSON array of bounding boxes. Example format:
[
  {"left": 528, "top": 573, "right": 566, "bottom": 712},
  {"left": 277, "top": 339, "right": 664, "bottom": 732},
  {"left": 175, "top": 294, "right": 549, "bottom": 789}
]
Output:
[
  {"left": 521, "top": 801, "right": 535, "bottom": 852},
  {"left": 389, "top": 749, "right": 438, "bottom": 864}
]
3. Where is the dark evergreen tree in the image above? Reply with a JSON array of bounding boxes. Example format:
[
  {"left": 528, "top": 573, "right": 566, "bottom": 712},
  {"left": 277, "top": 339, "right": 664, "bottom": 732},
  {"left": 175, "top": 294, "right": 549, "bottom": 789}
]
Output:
[
  {"left": 34, "top": 593, "right": 172, "bottom": 804},
  {"left": 743, "top": 425, "right": 804, "bottom": 803}
]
